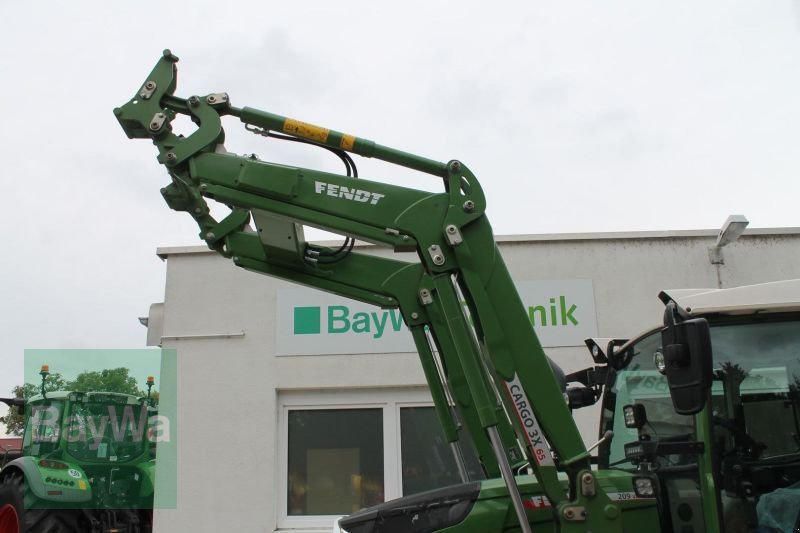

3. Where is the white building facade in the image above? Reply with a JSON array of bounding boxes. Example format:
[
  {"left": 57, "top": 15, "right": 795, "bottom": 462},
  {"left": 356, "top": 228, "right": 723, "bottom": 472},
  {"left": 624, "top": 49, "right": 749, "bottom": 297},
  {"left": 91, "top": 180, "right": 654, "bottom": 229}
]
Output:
[{"left": 147, "top": 228, "right": 800, "bottom": 532}]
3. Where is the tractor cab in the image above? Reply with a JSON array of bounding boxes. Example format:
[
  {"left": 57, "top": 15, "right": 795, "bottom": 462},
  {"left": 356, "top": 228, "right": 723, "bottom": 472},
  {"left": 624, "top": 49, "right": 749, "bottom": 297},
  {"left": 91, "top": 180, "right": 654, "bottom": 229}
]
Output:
[
  {"left": 0, "top": 369, "right": 157, "bottom": 532},
  {"left": 24, "top": 391, "right": 153, "bottom": 464},
  {"left": 594, "top": 280, "right": 800, "bottom": 532},
  {"left": 20, "top": 389, "right": 156, "bottom": 511}
]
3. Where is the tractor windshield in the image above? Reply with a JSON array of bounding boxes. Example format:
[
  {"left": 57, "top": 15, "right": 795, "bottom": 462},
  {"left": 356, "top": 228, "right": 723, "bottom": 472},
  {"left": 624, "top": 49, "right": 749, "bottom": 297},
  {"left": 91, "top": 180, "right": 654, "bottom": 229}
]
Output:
[
  {"left": 602, "top": 315, "right": 800, "bottom": 532},
  {"left": 65, "top": 401, "right": 149, "bottom": 462},
  {"left": 601, "top": 331, "right": 694, "bottom": 468},
  {"left": 601, "top": 315, "right": 800, "bottom": 469}
]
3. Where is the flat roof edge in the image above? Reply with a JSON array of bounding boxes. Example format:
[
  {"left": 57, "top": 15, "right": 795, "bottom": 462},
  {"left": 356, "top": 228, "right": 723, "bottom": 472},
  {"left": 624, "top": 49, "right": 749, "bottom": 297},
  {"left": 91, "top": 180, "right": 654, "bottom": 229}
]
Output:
[
  {"left": 495, "top": 227, "right": 800, "bottom": 242},
  {"left": 156, "top": 245, "right": 214, "bottom": 260}
]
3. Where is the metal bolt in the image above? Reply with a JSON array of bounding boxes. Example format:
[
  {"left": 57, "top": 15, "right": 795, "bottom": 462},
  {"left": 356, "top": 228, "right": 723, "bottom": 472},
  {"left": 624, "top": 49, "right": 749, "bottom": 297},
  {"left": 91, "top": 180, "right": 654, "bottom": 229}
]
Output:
[
  {"left": 411, "top": 312, "right": 419, "bottom": 320},
  {"left": 194, "top": 208, "right": 202, "bottom": 214},
  {"left": 188, "top": 96, "right": 200, "bottom": 107},
  {"left": 199, "top": 184, "right": 208, "bottom": 193},
  {"left": 432, "top": 254, "right": 445, "bottom": 266},
  {"left": 149, "top": 122, "right": 159, "bottom": 131},
  {"left": 145, "top": 81, "right": 156, "bottom": 90},
  {"left": 233, "top": 256, "right": 240, "bottom": 263},
  {"left": 564, "top": 509, "right": 575, "bottom": 520},
  {"left": 206, "top": 232, "right": 216, "bottom": 241},
  {"left": 450, "top": 161, "right": 462, "bottom": 172},
  {"left": 463, "top": 200, "right": 475, "bottom": 212},
  {"left": 446, "top": 225, "right": 457, "bottom": 234},
  {"left": 582, "top": 473, "right": 593, "bottom": 484},
  {"left": 207, "top": 95, "right": 216, "bottom": 104}
]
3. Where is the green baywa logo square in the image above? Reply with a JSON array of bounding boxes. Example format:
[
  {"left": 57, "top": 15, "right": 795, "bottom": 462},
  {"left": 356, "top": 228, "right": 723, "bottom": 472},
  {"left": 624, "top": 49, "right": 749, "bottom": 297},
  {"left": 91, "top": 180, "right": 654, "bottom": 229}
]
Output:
[{"left": 293, "top": 306, "right": 321, "bottom": 335}]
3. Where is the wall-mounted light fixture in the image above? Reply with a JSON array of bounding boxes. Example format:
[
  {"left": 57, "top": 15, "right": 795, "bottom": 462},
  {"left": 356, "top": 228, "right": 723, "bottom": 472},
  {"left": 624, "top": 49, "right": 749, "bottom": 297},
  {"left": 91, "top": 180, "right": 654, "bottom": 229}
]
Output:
[{"left": 709, "top": 215, "right": 749, "bottom": 265}]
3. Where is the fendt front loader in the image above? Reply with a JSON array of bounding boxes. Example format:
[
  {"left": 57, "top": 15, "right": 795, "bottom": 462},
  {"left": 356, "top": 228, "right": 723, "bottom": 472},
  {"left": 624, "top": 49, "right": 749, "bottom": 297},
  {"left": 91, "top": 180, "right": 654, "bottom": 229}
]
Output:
[{"left": 113, "top": 50, "right": 792, "bottom": 532}]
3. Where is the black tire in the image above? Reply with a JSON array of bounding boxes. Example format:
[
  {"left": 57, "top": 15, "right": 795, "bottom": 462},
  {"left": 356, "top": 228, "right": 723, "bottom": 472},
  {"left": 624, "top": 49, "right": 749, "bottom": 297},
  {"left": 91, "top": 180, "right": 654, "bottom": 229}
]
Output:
[
  {"left": 23, "top": 509, "right": 85, "bottom": 533},
  {"left": 0, "top": 475, "right": 147, "bottom": 533},
  {"left": 0, "top": 475, "right": 24, "bottom": 533},
  {"left": 138, "top": 509, "right": 153, "bottom": 533},
  {"left": 0, "top": 474, "right": 89, "bottom": 533}
]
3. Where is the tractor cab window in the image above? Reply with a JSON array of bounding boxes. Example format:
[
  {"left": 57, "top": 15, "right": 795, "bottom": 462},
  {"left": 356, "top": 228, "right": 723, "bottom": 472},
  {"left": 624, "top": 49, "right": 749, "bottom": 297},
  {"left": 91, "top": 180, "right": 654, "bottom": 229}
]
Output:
[
  {"left": 602, "top": 316, "right": 800, "bottom": 532},
  {"left": 601, "top": 331, "right": 695, "bottom": 469},
  {"left": 603, "top": 317, "right": 800, "bottom": 468},
  {"left": 65, "top": 401, "right": 148, "bottom": 462},
  {"left": 709, "top": 318, "right": 800, "bottom": 461},
  {"left": 710, "top": 317, "right": 800, "bottom": 533}
]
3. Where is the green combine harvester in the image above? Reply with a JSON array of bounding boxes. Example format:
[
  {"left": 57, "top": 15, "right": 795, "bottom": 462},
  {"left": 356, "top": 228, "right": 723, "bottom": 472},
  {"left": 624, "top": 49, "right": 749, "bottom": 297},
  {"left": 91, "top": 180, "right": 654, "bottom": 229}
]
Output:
[{"left": 0, "top": 368, "right": 156, "bottom": 532}]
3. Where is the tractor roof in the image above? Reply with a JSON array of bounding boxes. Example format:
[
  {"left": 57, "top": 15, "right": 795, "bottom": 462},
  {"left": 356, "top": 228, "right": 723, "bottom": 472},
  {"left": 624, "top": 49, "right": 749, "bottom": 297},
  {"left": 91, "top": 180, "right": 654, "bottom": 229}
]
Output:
[
  {"left": 662, "top": 279, "right": 800, "bottom": 316},
  {"left": 27, "top": 390, "right": 143, "bottom": 404},
  {"left": 583, "top": 279, "right": 800, "bottom": 361}
]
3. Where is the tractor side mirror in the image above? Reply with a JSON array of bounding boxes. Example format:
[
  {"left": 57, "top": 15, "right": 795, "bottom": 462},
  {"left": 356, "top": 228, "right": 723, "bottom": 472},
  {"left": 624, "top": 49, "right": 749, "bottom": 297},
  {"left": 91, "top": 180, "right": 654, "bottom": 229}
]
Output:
[{"left": 661, "top": 301, "right": 713, "bottom": 415}]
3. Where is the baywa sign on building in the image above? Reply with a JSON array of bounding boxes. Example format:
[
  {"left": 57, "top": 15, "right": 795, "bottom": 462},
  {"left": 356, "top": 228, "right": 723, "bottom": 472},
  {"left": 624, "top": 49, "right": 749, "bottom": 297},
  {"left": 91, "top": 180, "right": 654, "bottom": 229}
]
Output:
[{"left": 275, "top": 281, "right": 598, "bottom": 356}]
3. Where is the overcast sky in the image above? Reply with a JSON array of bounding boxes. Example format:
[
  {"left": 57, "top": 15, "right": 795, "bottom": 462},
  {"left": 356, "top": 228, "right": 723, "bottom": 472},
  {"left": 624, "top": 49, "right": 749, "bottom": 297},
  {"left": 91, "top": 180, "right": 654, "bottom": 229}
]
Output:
[{"left": 2, "top": 1, "right": 800, "bottom": 433}]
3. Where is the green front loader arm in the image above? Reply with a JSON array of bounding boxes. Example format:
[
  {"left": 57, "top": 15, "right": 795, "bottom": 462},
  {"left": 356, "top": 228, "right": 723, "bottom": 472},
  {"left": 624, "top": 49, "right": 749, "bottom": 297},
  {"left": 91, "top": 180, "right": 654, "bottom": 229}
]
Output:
[{"left": 115, "top": 50, "right": 626, "bottom": 532}]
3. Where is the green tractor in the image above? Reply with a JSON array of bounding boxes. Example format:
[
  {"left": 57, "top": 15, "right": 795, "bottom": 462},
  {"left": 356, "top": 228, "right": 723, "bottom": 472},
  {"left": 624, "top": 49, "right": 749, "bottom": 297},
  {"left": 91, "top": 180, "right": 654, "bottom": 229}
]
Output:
[
  {"left": 0, "top": 367, "right": 156, "bottom": 533},
  {"left": 116, "top": 51, "right": 799, "bottom": 532}
]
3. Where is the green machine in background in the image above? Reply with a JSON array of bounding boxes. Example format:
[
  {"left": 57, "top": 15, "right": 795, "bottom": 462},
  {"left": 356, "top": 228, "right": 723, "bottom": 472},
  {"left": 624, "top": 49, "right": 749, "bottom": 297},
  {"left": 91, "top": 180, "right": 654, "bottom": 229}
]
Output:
[
  {"left": 113, "top": 50, "right": 799, "bottom": 532},
  {"left": 0, "top": 368, "right": 156, "bottom": 533}
]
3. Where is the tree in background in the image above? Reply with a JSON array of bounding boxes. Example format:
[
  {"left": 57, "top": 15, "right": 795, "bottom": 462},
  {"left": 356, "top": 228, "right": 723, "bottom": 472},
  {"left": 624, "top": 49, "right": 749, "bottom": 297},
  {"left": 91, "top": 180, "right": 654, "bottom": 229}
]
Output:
[
  {"left": 0, "top": 373, "right": 67, "bottom": 436},
  {"left": 0, "top": 368, "right": 154, "bottom": 436},
  {"left": 68, "top": 368, "right": 142, "bottom": 396}
]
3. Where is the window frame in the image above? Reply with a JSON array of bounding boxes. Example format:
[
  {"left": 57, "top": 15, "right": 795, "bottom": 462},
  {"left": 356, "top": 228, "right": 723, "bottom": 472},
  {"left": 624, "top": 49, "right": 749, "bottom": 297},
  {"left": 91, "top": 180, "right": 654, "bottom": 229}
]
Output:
[{"left": 277, "top": 388, "right": 433, "bottom": 531}]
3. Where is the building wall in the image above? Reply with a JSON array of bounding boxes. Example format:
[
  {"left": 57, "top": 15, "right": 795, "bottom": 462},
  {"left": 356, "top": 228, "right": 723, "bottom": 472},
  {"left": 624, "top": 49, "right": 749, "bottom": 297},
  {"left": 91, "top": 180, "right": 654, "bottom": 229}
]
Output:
[{"left": 150, "top": 229, "right": 800, "bottom": 532}]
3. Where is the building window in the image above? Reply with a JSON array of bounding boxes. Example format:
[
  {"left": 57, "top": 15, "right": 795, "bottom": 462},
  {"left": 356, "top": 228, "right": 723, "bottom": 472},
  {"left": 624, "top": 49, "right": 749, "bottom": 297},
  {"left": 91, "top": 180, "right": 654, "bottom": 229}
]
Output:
[
  {"left": 287, "top": 408, "right": 384, "bottom": 516},
  {"left": 278, "top": 389, "right": 482, "bottom": 530},
  {"left": 399, "top": 407, "right": 482, "bottom": 496}
]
